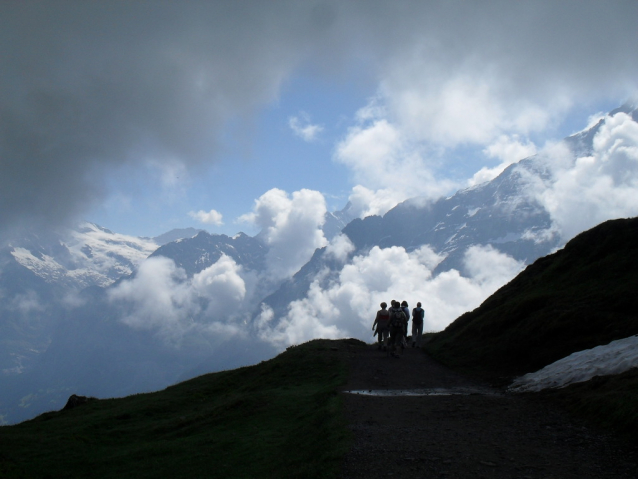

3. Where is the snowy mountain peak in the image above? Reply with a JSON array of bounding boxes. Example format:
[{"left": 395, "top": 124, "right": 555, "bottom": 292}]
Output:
[{"left": 9, "top": 222, "right": 158, "bottom": 288}]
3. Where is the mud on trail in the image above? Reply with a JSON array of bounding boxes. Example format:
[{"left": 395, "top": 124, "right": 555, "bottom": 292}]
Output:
[{"left": 339, "top": 342, "right": 638, "bottom": 479}]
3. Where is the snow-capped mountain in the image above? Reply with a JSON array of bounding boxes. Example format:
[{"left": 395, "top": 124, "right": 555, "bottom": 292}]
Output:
[
  {"left": 149, "top": 230, "right": 267, "bottom": 277},
  {"left": 153, "top": 227, "right": 204, "bottom": 246},
  {"left": 322, "top": 202, "right": 358, "bottom": 241},
  {"left": 0, "top": 223, "right": 162, "bottom": 389},
  {"left": 2, "top": 102, "right": 637, "bottom": 426},
  {"left": 7, "top": 222, "right": 158, "bottom": 289},
  {"left": 257, "top": 102, "right": 638, "bottom": 327}
]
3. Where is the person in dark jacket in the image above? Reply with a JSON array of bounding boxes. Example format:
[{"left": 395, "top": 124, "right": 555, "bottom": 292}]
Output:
[
  {"left": 411, "top": 302, "right": 425, "bottom": 348},
  {"left": 401, "top": 301, "right": 410, "bottom": 348},
  {"left": 388, "top": 300, "right": 407, "bottom": 357}
]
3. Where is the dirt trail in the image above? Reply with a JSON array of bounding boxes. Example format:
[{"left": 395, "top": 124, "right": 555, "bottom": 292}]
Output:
[{"left": 339, "top": 343, "right": 638, "bottom": 478}]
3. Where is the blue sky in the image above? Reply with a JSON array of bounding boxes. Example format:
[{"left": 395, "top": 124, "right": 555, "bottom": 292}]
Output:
[
  {"left": 2, "top": 1, "right": 637, "bottom": 239},
  {"left": 90, "top": 72, "right": 371, "bottom": 238},
  {"left": 88, "top": 76, "right": 623, "bottom": 239}
]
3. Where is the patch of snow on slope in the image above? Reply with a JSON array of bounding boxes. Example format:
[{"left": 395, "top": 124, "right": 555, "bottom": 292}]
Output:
[
  {"left": 10, "top": 247, "right": 66, "bottom": 282},
  {"left": 509, "top": 335, "right": 638, "bottom": 392},
  {"left": 63, "top": 223, "right": 158, "bottom": 286},
  {"left": 11, "top": 223, "right": 158, "bottom": 288}
]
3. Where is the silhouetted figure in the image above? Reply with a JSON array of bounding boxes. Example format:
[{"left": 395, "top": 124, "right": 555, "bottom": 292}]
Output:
[
  {"left": 388, "top": 300, "right": 407, "bottom": 358},
  {"left": 412, "top": 302, "right": 425, "bottom": 348},
  {"left": 372, "top": 302, "right": 391, "bottom": 351}
]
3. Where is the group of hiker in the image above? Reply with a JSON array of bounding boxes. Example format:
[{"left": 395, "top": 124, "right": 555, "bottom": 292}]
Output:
[{"left": 372, "top": 300, "right": 424, "bottom": 358}]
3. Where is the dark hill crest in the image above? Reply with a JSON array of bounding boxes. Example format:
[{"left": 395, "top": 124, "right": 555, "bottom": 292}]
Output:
[{"left": 425, "top": 216, "right": 638, "bottom": 381}]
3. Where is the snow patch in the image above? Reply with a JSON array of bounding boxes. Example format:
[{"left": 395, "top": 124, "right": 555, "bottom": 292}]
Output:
[
  {"left": 509, "top": 335, "right": 638, "bottom": 392},
  {"left": 11, "top": 222, "right": 158, "bottom": 288}
]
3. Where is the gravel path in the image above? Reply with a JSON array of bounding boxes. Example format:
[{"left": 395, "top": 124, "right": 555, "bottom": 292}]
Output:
[{"left": 338, "top": 342, "right": 638, "bottom": 478}]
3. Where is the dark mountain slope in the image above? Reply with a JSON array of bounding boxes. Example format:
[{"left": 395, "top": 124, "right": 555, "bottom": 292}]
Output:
[
  {"left": 425, "top": 216, "right": 638, "bottom": 381},
  {"left": 342, "top": 155, "right": 558, "bottom": 274}
]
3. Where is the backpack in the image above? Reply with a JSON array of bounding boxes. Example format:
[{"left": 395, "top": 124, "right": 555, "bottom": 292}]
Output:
[
  {"left": 412, "top": 307, "right": 424, "bottom": 323},
  {"left": 390, "top": 308, "right": 406, "bottom": 329},
  {"left": 377, "top": 310, "right": 390, "bottom": 325}
]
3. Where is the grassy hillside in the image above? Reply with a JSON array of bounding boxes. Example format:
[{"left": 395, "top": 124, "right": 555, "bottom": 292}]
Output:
[
  {"left": 425, "top": 217, "right": 638, "bottom": 381},
  {"left": 0, "top": 339, "right": 364, "bottom": 479}
]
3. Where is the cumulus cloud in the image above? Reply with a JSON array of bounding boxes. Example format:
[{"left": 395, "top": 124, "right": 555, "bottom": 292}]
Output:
[
  {"left": 335, "top": 112, "right": 458, "bottom": 218},
  {"left": 537, "top": 111, "right": 638, "bottom": 240},
  {"left": 239, "top": 188, "right": 328, "bottom": 279},
  {"left": 256, "top": 243, "right": 524, "bottom": 348},
  {"left": 189, "top": 209, "right": 223, "bottom": 226},
  {"left": 289, "top": 112, "right": 324, "bottom": 142},
  {"left": 325, "top": 233, "right": 355, "bottom": 263},
  {"left": 4, "top": 1, "right": 637, "bottom": 235},
  {"left": 0, "top": 2, "right": 333, "bottom": 232},
  {"left": 108, "top": 255, "right": 247, "bottom": 344},
  {"left": 374, "top": 1, "right": 638, "bottom": 149},
  {"left": 346, "top": 186, "right": 407, "bottom": 219}
]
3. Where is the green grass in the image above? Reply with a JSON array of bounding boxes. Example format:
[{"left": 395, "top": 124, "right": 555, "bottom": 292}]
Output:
[{"left": 0, "top": 338, "right": 364, "bottom": 479}]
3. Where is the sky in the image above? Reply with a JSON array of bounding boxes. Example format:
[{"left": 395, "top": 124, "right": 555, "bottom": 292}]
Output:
[{"left": 2, "top": 0, "right": 638, "bottom": 240}]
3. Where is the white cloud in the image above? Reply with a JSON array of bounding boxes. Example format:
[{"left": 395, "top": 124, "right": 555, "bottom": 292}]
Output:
[
  {"left": 484, "top": 134, "right": 537, "bottom": 164},
  {"left": 469, "top": 135, "right": 538, "bottom": 186},
  {"left": 386, "top": 75, "right": 509, "bottom": 146},
  {"left": 346, "top": 185, "right": 406, "bottom": 219},
  {"left": 335, "top": 119, "right": 404, "bottom": 187},
  {"left": 334, "top": 111, "right": 458, "bottom": 218},
  {"left": 325, "top": 233, "right": 355, "bottom": 263},
  {"left": 289, "top": 112, "right": 324, "bottom": 142},
  {"left": 108, "top": 256, "right": 191, "bottom": 335},
  {"left": 257, "top": 243, "right": 523, "bottom": 348},
  {"left": 239, "top": 188, "right": 328, "bottom": 279},
  {"left": 538, "top": 112, "right": 638, "bottom": 241},
  {"left": 189, "top": 209, "right": 224, "bottom": 226},
  {"left": 3, "top": 2, "right": 638, "bottom": 233},
  {"left": 191, "top": 254, "right": 247, "bottom": 314},
  {"left": 108, "top": 254, "right": 247, "bottom": 344}
]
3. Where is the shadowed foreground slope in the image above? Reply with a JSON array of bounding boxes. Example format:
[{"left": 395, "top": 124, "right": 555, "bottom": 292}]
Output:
[
  {"left": 0, "top": 339, "right": 357, "bottom": 479},
  {"left": 425, "top": 216, "right": 638, "bottom": 381},
  {"left": 340, "top": 344, "right": 638, "bottom": 479}
]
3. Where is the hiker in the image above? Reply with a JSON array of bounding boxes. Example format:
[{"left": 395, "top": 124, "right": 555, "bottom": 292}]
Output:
[
  {"left": 401, "top": 300, "right": 410, "bottom": 348},
  {"left": 372, "top": 302, "right": 391, "bottom": 351},
  {"left": 411, "top": 302, "right": 425, "bottom": 348},
  {"left": 388, "top": 300, "right": 407, "bottom": 358}
]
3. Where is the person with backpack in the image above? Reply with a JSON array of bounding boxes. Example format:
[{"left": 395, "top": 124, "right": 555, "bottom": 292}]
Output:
[
  {"left": 411, "top": 302, "right": 425, "bottom": 348},
  {"left": 388, "top": 300, "right": 407, "bottom": 358},
  {"left": 372, "top": 302, "right": 391, "bottom": 351}
]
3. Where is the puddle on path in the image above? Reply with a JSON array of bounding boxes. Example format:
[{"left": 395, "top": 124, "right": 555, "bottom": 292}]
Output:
[{"left": 343, "top": 387, "right": 494, "bottom": 397}]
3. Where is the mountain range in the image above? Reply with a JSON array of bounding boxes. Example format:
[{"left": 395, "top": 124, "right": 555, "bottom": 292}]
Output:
[
  {"left": 1, "top": 215, "right": 637, "bottom": 476},
  {"left": 1, "top": 102, "right": 637, "bottom": 425}
]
